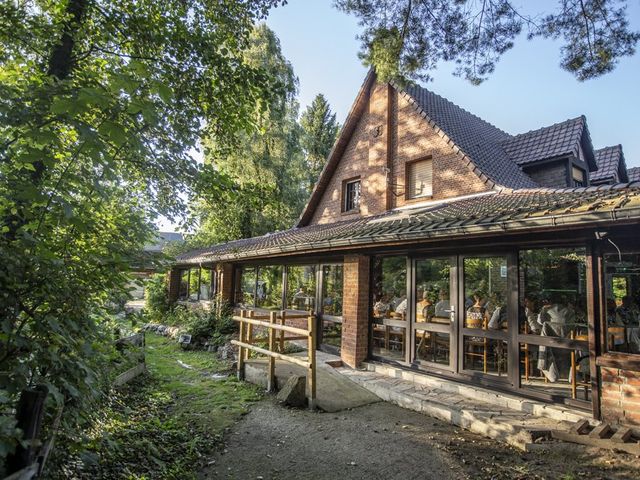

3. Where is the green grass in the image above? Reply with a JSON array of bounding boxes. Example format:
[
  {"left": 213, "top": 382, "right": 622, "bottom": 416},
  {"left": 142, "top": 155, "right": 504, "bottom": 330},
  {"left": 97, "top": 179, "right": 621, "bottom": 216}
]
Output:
[{"left": 48, "top": 333, "right": 261, "bottom": 480}]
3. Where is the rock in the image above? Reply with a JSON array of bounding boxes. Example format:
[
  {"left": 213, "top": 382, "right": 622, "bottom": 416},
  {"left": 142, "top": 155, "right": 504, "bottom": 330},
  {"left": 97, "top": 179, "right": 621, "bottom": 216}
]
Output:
[{"left": 276, "top": 375, "right": 307, "bottom": 408}]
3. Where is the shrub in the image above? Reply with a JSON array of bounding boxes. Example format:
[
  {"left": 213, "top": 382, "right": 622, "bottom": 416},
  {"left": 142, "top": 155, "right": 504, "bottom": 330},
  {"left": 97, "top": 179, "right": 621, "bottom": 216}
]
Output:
[{"left": 144, "top": 274, "right": 171, "bottom": 322}]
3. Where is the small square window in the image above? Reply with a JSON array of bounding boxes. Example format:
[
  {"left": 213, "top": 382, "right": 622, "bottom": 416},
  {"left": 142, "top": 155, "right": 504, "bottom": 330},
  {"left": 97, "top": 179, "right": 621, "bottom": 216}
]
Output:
[
  {"left": 407, "top": 158, "right": 433, "bottom": 199},
  {"left": 343, "top": 178, "right": 361, "bottom": 212}
]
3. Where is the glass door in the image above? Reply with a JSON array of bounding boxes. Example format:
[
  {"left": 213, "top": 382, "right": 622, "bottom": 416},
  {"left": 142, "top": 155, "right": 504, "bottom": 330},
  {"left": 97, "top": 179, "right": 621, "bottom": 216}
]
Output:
[
  {"left": 412, "top": 257, "right": 457, "bottom": 370},
  {"left": 459, "top": 255, "right": 510, "bottom": 380},
  {"left": 318, "top": 264, "right": 344, "bottom": 353}
]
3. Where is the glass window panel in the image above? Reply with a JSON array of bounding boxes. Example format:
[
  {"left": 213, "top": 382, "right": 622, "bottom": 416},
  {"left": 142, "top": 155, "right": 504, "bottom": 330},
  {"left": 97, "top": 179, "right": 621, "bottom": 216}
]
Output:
[
  {"left": 604, "top": 252, "right": 640, "bottom": 354},
  {"left": 321, "top": 265, "right": 343, "bottom": 317},
  {"left": 463, "top": 257, "right": 508, "bottom": 331},
  {"left": 415, "top": 258, "right": 450, "bottom": 323},
  {"left": 237, "top": 267, "right": 257, "bottom": 308},
  {"left": 188, "top": 268, "right": 199, "bottom": 301},
  {"left": 463, "top": 336, "right": 508, "bottom": 376},
  {"left": 286, "top": 265, "right": 316, "bottom": 312},
  {"left": 322, "top": 319, "right": 342, "bottom": 348},
  {"left": 519, "top": 248, "right": 587, "bottom": 338},
  {"left": 371, "top": 257, "right": 407, "bottom": 361},
  {"left": 256, "top": 266, "right": 283, "bottom": 309},
  {"left": 200, "top": 269, "right": 212, "bottom": 300},
  {"left": 179, "top": 270, "right": 189, "bottom": 300},
  {"left": 519, "top": 343, "right": 591, "bottom": 402},
  {"left": 415, "top": 331, "right": 449, "bottom": 365}
]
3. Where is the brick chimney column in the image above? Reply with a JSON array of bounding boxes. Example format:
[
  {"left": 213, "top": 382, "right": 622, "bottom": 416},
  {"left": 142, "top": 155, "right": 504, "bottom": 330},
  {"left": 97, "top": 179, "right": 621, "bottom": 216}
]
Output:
[
  {"left": 341, "top": 255, "right": 370, "bottom": 368},
  {"left": 217, "top": 263, "right": 235, "bottom": 304}
]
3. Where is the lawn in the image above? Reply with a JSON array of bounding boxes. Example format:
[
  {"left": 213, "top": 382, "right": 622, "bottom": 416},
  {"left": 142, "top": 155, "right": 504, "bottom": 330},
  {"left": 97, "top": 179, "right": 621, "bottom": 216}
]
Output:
[{"left": 47, "top": 333, "right": 261, "bottom": 479}]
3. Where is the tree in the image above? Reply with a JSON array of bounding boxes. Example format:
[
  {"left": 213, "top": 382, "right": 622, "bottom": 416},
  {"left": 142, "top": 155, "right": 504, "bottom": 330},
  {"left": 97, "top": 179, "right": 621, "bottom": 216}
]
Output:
[
  {"left": 300, "top": 94, "right": 340, "bottom": 193},
  {"left": 334, "top": 0, "right": 640, "bottom": 84},
  {"left": 0, "top": 0, "right": 282, "bottom": 459},
  {"left": 193, "top": 24, "right": 307, "bottom": 244}
]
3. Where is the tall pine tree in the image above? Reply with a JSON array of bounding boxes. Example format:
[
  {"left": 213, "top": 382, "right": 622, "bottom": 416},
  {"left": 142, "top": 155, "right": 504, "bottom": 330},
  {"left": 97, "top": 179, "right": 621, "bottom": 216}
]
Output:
[{"left": 300, "top": 94, "right": 340, "bottom": 193}]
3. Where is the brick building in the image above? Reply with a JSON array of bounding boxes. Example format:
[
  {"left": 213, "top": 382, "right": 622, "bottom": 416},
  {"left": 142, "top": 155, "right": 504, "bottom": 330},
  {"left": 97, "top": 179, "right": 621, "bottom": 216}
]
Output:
[{"left": 170, "top": 71, "right": 640, "bottom": 426}]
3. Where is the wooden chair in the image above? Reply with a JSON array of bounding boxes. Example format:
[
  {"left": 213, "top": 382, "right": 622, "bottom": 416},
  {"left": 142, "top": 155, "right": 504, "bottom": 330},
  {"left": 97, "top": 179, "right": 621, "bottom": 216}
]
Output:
[
  {"left": 464, "top": 317, "right": 487, "bottom": 373},
  {"left": 520, "top": 322, "right": 532, "bottom": 381},
  {"left": 608, "top": 326, "right": 627, "bottom": 352},
  {"left": 570, "top": 330, "right": 590, "bottom": 400}
]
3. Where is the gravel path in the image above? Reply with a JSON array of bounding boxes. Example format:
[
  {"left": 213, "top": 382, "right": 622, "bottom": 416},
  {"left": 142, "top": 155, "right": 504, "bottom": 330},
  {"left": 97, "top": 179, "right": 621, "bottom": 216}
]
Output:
[{"left": 199, "top": 399, "right": 639, "bottom": 480}]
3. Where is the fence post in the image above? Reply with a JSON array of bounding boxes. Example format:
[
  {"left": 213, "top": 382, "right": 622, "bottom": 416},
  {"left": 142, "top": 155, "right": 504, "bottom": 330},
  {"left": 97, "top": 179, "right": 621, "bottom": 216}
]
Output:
[
  {"left": 237, "top": 310, "right": 246, "bottom": 380},
  {"left": 6, "top": 385, "right": 49, "bottom": 475},
  {"left": 279, "top": 310, "right": 286, "bottom": 353},
  {"left": 307, "top": 314, "right": 317, "bottom": 410},
  {"left": 245, "top": 310, "right": 254, "bottom": 361},
  {"left": 268, "top": 311, "right": 277, "bottom": 392}
]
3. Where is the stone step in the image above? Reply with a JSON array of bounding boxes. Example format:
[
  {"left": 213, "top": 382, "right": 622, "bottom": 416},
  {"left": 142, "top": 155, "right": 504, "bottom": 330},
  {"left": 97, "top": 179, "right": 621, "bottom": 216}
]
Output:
[
  {"left": 337, "top": 366, "right": 579, "bottom": 451},
  {"left": 363, "top": 362, "right": 591, "bottom": 425}
]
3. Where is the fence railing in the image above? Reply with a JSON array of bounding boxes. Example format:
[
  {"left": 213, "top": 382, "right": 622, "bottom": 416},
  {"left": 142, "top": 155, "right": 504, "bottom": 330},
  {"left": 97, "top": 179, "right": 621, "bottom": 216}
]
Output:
[{"left": 231, "top": 310, "right": 316, "bottom": 409}]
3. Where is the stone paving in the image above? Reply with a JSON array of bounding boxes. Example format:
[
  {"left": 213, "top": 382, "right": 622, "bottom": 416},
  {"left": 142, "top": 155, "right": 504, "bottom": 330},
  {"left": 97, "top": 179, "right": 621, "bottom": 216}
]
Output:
[{"left": 335, "top": 363, "right": 593, "bottom": 451}]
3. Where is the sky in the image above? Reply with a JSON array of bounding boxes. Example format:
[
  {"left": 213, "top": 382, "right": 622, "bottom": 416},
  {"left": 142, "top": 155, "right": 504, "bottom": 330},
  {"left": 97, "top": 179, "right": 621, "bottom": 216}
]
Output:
[
  {"left": 266, "top": 0, "right": 640, "bottom": 166},
  {"left": 158, "top": 1, "right": 640, "bottom": 232}
]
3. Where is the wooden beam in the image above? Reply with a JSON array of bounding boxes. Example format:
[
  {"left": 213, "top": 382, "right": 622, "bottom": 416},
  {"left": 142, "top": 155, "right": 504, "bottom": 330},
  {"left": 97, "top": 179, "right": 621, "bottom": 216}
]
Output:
[
  {"left": 233, "top": 316, "right": 310, "bottom": 336},
  {"left": 237, "top": 310, "right": 246, "bottom": 380},
  {"left": 230, "top": 340, "right": 310, "bottom": 369}
]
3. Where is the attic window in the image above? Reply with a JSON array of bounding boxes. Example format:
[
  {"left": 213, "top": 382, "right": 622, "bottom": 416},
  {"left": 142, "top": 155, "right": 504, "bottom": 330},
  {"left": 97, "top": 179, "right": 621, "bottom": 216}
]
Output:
[
  {"left": 343, "top": 177, "right": 361, "bottom": 212},
  {"left": 407, "top": 158, "right": 433, "bottom": 199},
  {"left": 572, "top": 166, "right": 585, "bottom": 187}
]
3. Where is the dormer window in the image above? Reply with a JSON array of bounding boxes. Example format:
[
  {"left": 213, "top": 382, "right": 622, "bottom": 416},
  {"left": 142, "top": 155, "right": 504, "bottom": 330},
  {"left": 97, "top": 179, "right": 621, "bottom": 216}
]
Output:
[
  {"left": 407, "top": 158, "right": 433, "bottom": 199},
  {"left": 572, "top": 166, "right": 586, "bottom": 187},
  {"left": 343, "top": 177, "right": 361, "bottom": 212}
]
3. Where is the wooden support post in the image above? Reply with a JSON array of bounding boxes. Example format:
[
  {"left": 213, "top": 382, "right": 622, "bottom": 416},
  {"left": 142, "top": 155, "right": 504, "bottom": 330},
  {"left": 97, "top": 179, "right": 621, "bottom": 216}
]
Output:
[
  {"left": 279, "top": 311, "right": 286, "bottom": 353},
  {"left": 267, "top": 311, "right": 277, "bottom": 392},
  {"left": 237, "top": 310, "right": 246, "bottom": 380},
  {"left": 6, "top": 386, "right": 48, "bottom": 475},
  {"left": 307, "top": 314, "right": 317, "bottom": 410},
  {"left": 246, "top": 310, "right": 254, "bottom": 361}
]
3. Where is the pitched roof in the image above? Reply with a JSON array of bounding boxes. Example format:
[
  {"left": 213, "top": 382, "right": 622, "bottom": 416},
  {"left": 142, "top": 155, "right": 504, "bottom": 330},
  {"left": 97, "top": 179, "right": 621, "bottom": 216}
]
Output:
[
  {"left": 399, "top": 85, "right": 537, "bottom": 189},
  {"left": 501, "top": 116, "right": 595, "bottom": 169},
  {"left": 176, "top": 183, "right": 640, "bottom": 265},
  {"left": 592, "top": 145, "right": 628, "bottom": 183},
  {"left": 629, "top": 167, "right": 640, "bottom": 182}
]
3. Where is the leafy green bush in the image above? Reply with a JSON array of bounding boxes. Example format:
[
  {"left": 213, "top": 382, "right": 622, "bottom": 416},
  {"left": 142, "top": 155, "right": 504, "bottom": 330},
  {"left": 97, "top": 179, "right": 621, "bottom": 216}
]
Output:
[{"left": 144, "top": 274, "right": 171, "bottom": 322}]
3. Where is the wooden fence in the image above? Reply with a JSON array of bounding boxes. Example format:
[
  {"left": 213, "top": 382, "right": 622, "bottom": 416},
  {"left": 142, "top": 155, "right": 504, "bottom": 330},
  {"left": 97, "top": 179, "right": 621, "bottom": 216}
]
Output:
[{"left": 231, "top": 310, "right": 317, "bottom": 409}]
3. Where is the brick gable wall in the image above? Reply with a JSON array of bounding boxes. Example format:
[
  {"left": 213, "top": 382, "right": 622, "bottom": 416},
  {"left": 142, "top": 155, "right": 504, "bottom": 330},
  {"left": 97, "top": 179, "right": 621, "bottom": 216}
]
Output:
[{"left": 308, "top": 83, "right": 490, "bottom": 225}]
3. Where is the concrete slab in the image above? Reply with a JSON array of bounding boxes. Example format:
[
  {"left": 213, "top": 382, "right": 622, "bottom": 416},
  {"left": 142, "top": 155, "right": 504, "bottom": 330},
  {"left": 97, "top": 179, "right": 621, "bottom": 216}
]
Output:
[{"left": 244, "top": 358, "right": 380, "bottom": 413}]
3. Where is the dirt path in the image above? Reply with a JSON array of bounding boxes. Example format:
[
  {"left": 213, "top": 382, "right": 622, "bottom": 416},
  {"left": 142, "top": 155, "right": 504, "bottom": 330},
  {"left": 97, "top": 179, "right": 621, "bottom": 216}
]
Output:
[{"left": 199, "top": 399, "right": 639, "bottom": 480}]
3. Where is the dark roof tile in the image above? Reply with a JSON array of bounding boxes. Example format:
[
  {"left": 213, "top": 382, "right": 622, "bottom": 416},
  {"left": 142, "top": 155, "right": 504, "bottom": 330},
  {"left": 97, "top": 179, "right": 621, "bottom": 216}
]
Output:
[{"left": 176, "top": 186, "right": 640, "bottom": 265}]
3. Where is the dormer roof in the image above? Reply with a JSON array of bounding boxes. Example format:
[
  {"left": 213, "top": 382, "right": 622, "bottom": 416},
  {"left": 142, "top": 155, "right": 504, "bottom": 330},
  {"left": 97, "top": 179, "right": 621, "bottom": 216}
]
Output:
[
  {"left": 592, "top": 145, "right": 628, "bottom": 183},
  {"left": 501, "top": 116, "right": 597, "bottom": 170}
]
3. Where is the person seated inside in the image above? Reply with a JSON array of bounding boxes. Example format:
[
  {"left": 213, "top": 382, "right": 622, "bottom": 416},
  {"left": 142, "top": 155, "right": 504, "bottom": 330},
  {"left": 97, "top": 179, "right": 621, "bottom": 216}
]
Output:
[
  {"left": 393, "top": 295, "right": 407, "bottom": 318},
  {"left": 537, "top": 294, "right": 575, "bottom": 337},
  {"left": 292, "top": 286, "right": 310, "bottom": 310},
  {"left": 416, "top": 291, "right": 432, "bottom": 322},
  {"left": 487, "top": 296, "right": 507, "bottom": 330},
  {"left": 434, "top": 289, "right": 450, "bottom": 319},
  {"left": 521, "top": 295, "right": 540, "bottom": 334},
  {"left": 465, "top": 292, "right": 486, "bottom": 329},
  {"left": 616, "top": 295, "right": 639, "bottom": 327},
  {"left": 373, "top": 294, "right": 390, "bottom": 318}
]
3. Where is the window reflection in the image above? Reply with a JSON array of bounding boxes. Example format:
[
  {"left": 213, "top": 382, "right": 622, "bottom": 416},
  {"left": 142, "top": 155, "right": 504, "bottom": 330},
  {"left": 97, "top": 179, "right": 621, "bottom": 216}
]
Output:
[
  {"left": 179, "top": 269, "right": 189, "bottom": 300},
  {"left": 256, "top": 266, "right": 283, "bottom": 309},
  {"left": 463, "top": 257, "right": 508, "bottom": 331},
  {"left": 371, "top": 257, "right": 407, "bottom": 361},
  {"left": 604, "top": 252, "right": 640, "bottom": 355},
  {"left": 200, "top": 268, "right": 212, "bottom": 300},
  {"left": 287, "top": 265, "right": 316, "bottom": 312},
  {"left": 237, "top": 267, "right": 257, "bottom": 308},
  {"left": 321, "top": 265, "right": 343, "bottom": 316},
  {"left": 519, "top": 248, "right": 590, "bottom": 401}
]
